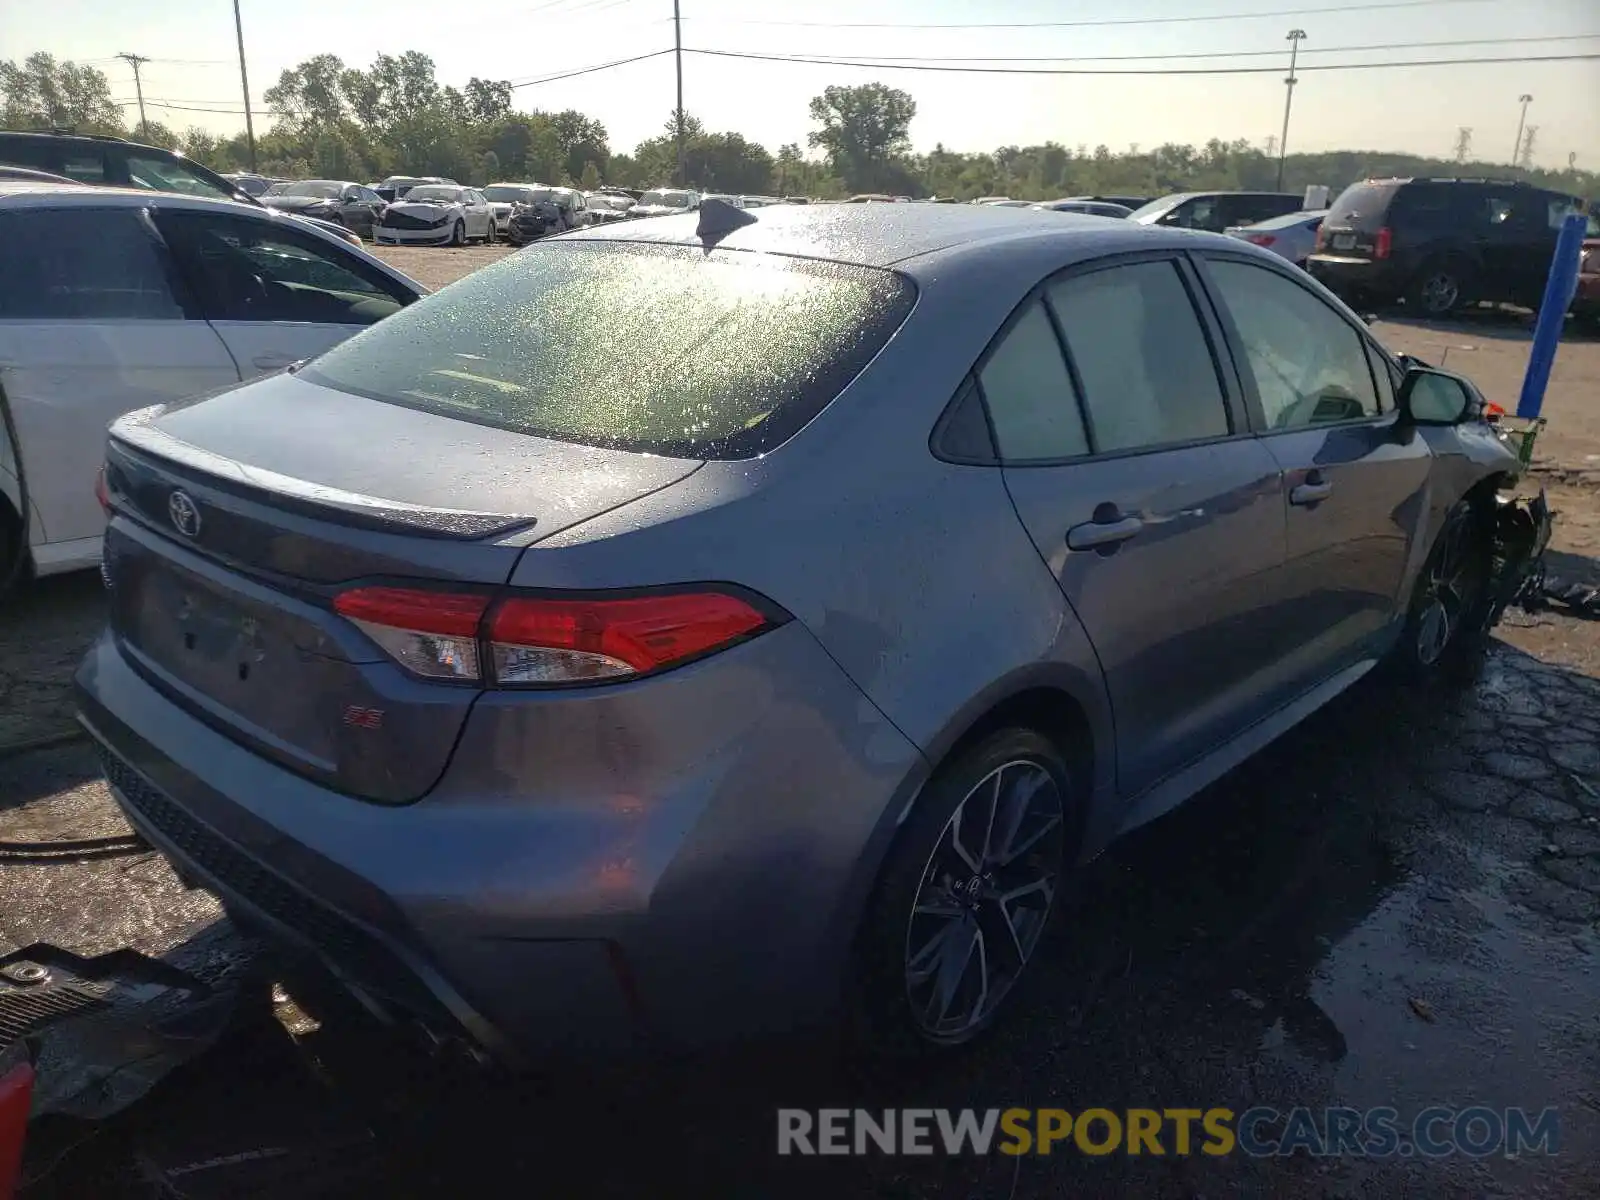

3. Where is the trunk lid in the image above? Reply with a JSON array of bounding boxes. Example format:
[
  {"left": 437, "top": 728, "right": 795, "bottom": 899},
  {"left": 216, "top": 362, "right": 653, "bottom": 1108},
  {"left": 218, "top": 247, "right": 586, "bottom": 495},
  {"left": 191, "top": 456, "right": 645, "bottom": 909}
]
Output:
[{"left": 102, "top": 373, "right": 700, "bottom": 802}]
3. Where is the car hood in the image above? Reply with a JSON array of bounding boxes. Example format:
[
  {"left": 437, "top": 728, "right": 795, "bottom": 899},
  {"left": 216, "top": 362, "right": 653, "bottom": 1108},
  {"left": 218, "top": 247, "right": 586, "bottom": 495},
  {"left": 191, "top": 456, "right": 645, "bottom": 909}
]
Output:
[
  {"left": 487, "top": 202, "right": 515, "bottom": 214},
  {"left": 387, "top": 199, "right": 462, "bottom": 219},
  {"left": 261, "top": 195, "right": 337, "bottom": 211},
  {"left": 631, "top": 204, "right": 689, "bottom": 218}
]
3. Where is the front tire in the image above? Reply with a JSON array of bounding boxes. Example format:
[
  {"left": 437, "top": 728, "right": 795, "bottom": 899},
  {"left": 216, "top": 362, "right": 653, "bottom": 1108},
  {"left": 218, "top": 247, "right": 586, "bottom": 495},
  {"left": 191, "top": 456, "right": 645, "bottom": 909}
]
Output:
[
  {"left": 449, "top": 219, "right": 466, "bottom": 247},
  {"left": 1392, "top": 497, "right": 1493, "bottom": 682},
  {"left": 849, "top": 727, "right": 1076, "bottom": 1056},
  {"left": 484, "top": 218, "right": 496, "bottom": 245}
]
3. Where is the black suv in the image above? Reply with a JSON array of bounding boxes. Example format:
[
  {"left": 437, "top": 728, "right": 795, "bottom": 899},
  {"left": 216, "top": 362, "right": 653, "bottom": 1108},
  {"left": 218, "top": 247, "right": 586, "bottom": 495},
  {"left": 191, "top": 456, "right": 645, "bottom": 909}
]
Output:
[{"left": 1307, "top": 177, "right": 1586, "bottom": 316}]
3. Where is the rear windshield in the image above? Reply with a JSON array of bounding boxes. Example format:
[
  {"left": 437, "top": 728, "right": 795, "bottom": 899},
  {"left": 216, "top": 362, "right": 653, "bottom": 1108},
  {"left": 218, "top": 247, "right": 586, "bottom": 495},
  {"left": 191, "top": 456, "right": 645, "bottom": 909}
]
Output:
[
  {"left": 1325, "top": 182, "right": 1401, "bottom": 229},
  {"left": 300, "top": 241, "right": 916, "bottom": 459},
  {"left": 639, "top": 189, "right": 691, "bottom": 207},
  {"left": 482, "top": 186, "right": 532, "bottom": 202},
  {"left": 1127, "top": 194, "right": 1190, "bottom": 223}
]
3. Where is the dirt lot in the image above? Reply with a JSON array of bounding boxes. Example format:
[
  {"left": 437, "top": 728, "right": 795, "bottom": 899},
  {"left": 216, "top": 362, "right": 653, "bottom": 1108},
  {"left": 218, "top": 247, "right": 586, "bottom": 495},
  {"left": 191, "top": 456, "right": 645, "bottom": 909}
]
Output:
[{"left": 3, "top": 248, "right": 1598, "bottom": 1197}]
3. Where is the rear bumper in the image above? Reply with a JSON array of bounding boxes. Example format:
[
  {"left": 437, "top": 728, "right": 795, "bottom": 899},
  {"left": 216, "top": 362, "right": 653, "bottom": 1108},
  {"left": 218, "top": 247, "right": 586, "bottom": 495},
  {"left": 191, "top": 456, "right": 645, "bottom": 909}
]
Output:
[
  {"left": 74, "top": 620, "right": 925, "bottom": 1062},
  {"left": 1306, "top": 255, "right": 1405, "bottom": 298}
]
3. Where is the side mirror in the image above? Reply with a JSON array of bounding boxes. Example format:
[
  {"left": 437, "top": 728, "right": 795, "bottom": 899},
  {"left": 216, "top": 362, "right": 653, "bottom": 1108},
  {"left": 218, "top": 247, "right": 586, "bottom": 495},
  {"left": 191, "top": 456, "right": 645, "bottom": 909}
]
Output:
[{"left": 1397, "top": 367, "right": 1474, "bottom": 426}]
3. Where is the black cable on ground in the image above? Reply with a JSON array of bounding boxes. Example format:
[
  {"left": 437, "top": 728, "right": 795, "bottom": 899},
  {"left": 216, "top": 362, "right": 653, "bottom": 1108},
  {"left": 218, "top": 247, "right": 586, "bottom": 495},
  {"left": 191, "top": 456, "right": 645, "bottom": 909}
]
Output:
[{"left": 0, "top": 836, "right": 145, "bottom": 854}]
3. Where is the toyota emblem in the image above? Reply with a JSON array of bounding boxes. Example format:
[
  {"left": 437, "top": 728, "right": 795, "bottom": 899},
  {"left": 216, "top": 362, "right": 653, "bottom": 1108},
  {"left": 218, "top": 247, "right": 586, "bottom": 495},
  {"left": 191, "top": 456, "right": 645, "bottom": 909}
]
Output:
[{"left": 168, "top": 490, "right": 201, "bottom": 538}]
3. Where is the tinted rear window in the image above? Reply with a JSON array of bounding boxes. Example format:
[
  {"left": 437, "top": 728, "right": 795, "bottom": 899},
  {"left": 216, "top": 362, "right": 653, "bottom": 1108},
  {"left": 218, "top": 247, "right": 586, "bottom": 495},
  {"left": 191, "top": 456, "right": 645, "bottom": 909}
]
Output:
[
  {"left": 1325, "top": 182, "right": 1402, "bottom": 229},
  {"left": 300, "top": 241, "right": 916, "bottom": 459}
]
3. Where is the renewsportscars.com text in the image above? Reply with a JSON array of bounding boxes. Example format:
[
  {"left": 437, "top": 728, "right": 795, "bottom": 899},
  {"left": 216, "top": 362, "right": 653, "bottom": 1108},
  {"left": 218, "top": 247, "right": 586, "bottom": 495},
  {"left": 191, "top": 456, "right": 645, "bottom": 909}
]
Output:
[{"left": 777, "top": 1106, "right": 1560, "bottom": 1158}]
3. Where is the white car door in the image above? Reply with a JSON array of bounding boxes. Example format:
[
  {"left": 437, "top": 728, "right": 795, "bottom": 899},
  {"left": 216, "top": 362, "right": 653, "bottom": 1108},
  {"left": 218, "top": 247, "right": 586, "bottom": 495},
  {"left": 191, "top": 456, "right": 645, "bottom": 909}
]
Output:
[
  {"left": 154, "top": 208, "right": 418, "bottom": 378},
  {"left": 0, "top": 204, "right": 240, "bottom": 568},
  {"left": 466, "top": 191, "right": 490, "bottom": 238}
]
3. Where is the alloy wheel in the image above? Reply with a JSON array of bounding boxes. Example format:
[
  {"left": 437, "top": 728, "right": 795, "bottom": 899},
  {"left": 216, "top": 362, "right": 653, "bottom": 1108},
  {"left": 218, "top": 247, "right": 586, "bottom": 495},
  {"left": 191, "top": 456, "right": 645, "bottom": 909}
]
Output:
[
  {"left": 1420, "top": 271, "right": 1460, "bottom": 314},
  {"left": 903, "top": 760, "right": 1065, "bottom": 1043},
  {"left": 1415, "top": 508, "right": 1482, "bottom": 666}
]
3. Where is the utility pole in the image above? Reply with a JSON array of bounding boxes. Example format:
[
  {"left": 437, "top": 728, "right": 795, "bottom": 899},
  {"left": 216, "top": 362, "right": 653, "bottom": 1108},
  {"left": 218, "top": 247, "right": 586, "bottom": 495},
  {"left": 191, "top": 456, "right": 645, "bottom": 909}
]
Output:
[
  {"left": 117, "top": 53, "right": 150, "bottom": 138},
  {"left": 1453, "top": 127, "right": 1472, "bottom": 164},
  {"left": 1513, "top": 94, "right": 1532, "bottom": 168},
  {"left": 1518, "top": 125, "right": 1538, "bottom": 171},
  {"left": 673, "top": 0, "right": 685, "bottom": 187},
  {"left": 1264, "top": 135, "right": 1278, "bottom": 158},
  {"left": 1276, "top": 29, "right": 1306, "bottom": 191},
  {"left": 233, "top": 0, "right": 258, "bottom": 172}
]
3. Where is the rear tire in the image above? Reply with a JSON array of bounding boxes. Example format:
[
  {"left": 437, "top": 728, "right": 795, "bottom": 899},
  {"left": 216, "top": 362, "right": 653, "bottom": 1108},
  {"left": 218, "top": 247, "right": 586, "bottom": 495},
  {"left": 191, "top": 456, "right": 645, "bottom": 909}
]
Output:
[
  {"left": 1409, "top": 260, "right": 1471, "bottom": 317},
  {"left": 1390, "top": 496, "right": 1494, "bottom": 684},
  {"left": 848, "top": 727, "right": 1078, "bottom": 1057}
]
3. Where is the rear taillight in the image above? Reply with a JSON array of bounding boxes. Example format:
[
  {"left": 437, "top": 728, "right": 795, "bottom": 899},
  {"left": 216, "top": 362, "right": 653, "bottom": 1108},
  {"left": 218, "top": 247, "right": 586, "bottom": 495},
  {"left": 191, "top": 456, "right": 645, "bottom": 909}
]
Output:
[
  {"left": 1374, "top": 226, "right": 1392, "bottom": 260},
  {"left": 95, "top": 466, "right": 111, "bottom": 515},
  {"left": 1314, "top": 224, "right": 1327, "bottom": 252},
  {"left": 1247, "top": 234, "right": 1277, "bottom": 247},
  {"left": 333, "top": 585, "right": 780, "bottom": 687},
  {"left": 334, "top": 587, "right": 489, "bottom": 681}
]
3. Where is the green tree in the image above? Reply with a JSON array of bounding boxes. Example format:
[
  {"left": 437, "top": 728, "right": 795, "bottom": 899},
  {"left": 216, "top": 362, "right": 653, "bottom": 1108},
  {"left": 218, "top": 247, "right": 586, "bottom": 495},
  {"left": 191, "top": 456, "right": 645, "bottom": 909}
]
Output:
[
  {"left": 465, "top": 78, "right": 512, "bottom": 124},
  {"left": 542, "top": 108, "right": 609, "bottom": 182},
  {"left": 807, "top": 83, "right": 916, "bottom": 192},
  {"left": 579, "top": 160, "right": 601, "bottom": 191},
  {"left": 0, "top": 52, "right": 123, "bottom": 133}
]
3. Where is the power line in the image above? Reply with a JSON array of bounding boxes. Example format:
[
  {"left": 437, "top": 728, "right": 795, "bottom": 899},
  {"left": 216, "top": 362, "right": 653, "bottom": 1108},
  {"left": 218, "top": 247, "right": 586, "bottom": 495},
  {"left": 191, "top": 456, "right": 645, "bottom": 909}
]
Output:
[
  {"left": 683, "top": 0, "right": 1495, "bottom": 31},
  {"left": 741, "top": 33, "right": 1600, "bottom": 65},
  {"left": 506, "top": 48, "right": 673, "bottom": 88},
  {"left": 685, "top": 46, "right": 1600, "bottom": 76}
]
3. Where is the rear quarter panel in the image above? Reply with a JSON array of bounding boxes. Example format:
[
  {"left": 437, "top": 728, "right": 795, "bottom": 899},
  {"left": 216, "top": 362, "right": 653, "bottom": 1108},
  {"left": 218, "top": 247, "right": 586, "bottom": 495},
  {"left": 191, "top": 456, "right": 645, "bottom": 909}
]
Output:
[{"left": 515, "top": 232, "right": 1143, "bottom": 846}]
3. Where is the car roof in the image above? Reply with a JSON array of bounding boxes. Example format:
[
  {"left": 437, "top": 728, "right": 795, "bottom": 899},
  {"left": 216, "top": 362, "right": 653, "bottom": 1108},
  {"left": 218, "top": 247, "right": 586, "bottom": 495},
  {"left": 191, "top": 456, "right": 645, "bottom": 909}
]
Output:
[
  {"left": 0, "top": 181, "right": 329, "bottom": 217},
  {"left": 559, "top": 201, "right": 1204, "bottom": 270}
]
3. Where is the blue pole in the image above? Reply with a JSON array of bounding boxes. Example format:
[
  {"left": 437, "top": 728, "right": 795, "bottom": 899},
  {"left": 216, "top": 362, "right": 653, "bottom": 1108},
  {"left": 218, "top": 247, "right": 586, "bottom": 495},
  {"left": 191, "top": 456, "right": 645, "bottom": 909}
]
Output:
[{"left": 1516, "top": 211, "right": 1587, "bottom": 419}]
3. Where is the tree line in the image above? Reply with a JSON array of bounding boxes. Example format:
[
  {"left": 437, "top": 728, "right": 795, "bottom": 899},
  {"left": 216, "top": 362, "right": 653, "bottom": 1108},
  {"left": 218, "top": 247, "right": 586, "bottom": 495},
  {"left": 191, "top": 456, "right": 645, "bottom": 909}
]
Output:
[{"left": 5, "top": 50, "right": 1595, "bottom": 203}]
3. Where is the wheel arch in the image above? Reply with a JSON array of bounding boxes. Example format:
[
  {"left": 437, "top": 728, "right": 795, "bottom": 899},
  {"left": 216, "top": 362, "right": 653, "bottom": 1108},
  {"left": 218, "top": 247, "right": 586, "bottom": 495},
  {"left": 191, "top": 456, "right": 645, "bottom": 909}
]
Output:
[{"left": 822, "top": 666, "right": 1111, "bottom": 998}]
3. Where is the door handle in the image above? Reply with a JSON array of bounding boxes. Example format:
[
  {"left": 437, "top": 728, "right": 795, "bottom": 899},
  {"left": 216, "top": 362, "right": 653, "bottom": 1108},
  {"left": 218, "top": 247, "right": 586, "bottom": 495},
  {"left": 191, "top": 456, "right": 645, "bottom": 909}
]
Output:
[
  {"left": 1067, "top": 514, "right": 1144, "bottom": 551},
  {"left": 1289, "top": 480, "right": 1333, "bottom": 505},
  {"left": 252, "top": 353, "right": 297, "bottom": 370}
]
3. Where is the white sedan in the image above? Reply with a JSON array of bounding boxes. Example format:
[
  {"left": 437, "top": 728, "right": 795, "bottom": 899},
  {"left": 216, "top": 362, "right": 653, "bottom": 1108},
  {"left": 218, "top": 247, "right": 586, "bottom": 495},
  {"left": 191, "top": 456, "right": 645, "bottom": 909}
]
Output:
[
  {"left": 374, "top": 184, "right": 496, "bottom": 247},
  {"left": 0, "top": 183, "right": 424, "bottom": 582}
]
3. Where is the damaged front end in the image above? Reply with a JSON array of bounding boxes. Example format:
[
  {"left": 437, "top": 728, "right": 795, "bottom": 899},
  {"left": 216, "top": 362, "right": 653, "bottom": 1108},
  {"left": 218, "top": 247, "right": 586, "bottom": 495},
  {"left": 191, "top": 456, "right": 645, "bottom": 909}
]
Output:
[{"left": 1484, "top": 488, "right": 1554, "bottom": 627}]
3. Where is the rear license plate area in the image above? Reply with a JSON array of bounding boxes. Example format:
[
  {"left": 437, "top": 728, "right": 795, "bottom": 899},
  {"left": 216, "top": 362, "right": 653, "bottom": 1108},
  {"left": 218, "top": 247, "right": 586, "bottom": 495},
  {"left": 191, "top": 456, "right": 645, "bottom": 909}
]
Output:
[{"left": 1331, "top": 231, "right": 1356, "bottom": 250}]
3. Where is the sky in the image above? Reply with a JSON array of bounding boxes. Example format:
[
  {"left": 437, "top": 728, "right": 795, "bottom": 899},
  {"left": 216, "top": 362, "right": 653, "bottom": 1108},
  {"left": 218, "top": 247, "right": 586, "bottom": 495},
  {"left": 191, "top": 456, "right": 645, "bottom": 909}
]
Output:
[{"left": 4, "top": 0, "right": 1599, "bottom": 169}]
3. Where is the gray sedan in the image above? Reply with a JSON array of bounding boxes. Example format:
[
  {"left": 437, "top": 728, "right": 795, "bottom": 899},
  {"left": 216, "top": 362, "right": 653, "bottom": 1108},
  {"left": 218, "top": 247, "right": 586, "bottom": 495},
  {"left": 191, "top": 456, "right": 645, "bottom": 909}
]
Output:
[{"left": 78, "top": 204, "right": 1517, "bottom": 1062}]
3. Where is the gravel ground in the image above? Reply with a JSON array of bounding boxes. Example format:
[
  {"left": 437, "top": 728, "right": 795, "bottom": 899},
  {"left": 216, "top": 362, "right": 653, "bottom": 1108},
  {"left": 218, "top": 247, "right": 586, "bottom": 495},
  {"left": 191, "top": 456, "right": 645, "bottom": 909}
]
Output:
[{"left": 3, "top": 248, "right": 1598, "bottom": 1196}]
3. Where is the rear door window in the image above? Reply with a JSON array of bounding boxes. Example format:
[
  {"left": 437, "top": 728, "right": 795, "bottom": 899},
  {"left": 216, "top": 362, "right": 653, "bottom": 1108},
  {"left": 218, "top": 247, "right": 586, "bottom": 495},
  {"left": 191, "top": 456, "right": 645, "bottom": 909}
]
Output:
[
  {"left": 156, "top": 210, "right": 411, "bottom": 325},
  {"left": 0, "top": 207, "right": 186, "bottom": 320},
  {"left": 1048, "top": 260, "right": 1230, "bottom": 452},
  {"left": 299, "top": 241, "right": 916, "bottom": 459}
]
